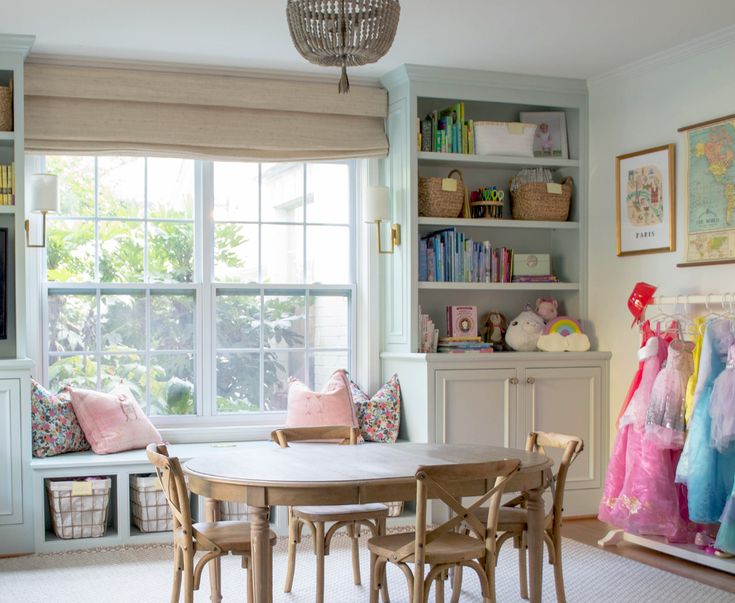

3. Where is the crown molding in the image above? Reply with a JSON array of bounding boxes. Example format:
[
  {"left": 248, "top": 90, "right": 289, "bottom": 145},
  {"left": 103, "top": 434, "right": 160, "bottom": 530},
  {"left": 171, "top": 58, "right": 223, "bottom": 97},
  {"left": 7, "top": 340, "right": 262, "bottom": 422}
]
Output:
[
  {"left": 588, "top": 24, "right": 735, "bottom": 86},
  {"left": 0, "top": 34, "right": 35, "bottom": 57}
]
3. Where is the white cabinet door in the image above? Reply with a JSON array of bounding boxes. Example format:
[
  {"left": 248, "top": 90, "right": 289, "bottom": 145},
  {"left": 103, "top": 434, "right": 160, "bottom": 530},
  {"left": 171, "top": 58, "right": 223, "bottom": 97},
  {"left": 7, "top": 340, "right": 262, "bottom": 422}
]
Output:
[
  {"left": 521, "top": 366, "right": 602, "bottom": 500},
  {"left": 0, "top": 378, "right": 22, "bottom": 525},
  {"left": 435, "top": 368, "right": 519, "bottom": 448}
]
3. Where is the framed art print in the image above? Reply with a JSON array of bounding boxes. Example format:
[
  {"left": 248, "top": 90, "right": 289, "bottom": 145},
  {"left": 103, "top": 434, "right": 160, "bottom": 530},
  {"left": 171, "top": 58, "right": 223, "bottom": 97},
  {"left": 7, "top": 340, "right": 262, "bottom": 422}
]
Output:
[
  {"left": 519, "top": 111, "right": 569, "bottom": 159},
  {"left": 615, "top": 144, "right": 676, "bottom": 256}
]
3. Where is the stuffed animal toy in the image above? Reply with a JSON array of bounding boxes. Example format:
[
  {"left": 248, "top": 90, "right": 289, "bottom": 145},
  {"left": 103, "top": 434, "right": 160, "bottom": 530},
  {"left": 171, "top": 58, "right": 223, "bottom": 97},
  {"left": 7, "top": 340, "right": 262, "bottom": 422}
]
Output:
[
  {"left": 505, "top": 307, "right": 546, "bottom": 352},
  {"left": 480, "top": 311, "right": 508, "bottom": 351},
  {"left": 537, "top": 316, "right": 591, "bottom": 352},
  {"left": 535, "top": 297, "right": 559, "bottom": 323}
]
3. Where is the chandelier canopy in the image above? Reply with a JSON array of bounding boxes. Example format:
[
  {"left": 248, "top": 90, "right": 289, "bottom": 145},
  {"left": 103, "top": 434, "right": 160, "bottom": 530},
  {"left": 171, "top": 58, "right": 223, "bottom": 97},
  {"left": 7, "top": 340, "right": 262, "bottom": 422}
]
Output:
[{"left": 287, "top": 0, "right": 401, "bottom": 93}]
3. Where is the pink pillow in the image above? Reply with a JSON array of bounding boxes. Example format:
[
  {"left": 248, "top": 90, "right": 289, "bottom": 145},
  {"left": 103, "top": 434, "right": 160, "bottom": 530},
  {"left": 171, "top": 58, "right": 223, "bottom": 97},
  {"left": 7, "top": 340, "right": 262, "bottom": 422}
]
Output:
[
  {"left": 350, "top": 374, "right": 401, "bottom": 443},
  {"left": 286, "top": 369, "right": 359, "bottom": 429},
  {"left": 69, "top": 383, "right": 162, "bottom": 454}
]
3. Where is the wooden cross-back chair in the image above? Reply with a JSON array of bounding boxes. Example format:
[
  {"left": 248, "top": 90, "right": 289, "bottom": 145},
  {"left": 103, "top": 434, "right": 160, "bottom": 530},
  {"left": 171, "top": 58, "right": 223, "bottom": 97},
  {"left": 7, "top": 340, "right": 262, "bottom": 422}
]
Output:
[
  {"left": 450, "top": 431, "right": 584, "bottom": 603},
  {"left": 146, "top": 443, "right": 277, "bottom": 603},
  {"left": 271, "top": 426, "right": 390, "bottom": 603},
  {"left": 367, "top": 459, "right": 521, "bottom": 603}
]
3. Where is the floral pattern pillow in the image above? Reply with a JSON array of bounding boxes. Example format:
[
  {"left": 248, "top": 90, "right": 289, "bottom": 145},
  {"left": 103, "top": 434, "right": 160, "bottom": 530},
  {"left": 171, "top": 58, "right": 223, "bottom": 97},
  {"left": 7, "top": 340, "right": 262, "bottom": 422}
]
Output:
[
  {"left": 350, "top": 374, "right": 401, "bottom": 443},
  {"left": 31, "top": 378, "right": 90, "bottom": 457}
]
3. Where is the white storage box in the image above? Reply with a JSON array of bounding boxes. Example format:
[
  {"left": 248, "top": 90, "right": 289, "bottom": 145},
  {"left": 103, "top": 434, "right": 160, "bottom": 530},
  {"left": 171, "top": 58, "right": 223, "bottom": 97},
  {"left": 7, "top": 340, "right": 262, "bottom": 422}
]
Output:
[
  {"left": 130, "top": 474, "right": 172, "bottom": 533},
  {"left": 46, "top": 477, "right": 111, "bottom": 539},
  {"left": 474, "top": 121, "right": 536, "bottom": 157},
  {"left": 513, "top": 253, "right": 551, "bottom": 276}
]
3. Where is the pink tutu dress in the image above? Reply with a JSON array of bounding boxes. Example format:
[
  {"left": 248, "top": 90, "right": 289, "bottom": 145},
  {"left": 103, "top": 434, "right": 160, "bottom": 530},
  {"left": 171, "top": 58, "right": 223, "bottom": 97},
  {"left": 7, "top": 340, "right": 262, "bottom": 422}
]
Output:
[{"left": 645, "top": 339, "right": 695, "bottom": 449}]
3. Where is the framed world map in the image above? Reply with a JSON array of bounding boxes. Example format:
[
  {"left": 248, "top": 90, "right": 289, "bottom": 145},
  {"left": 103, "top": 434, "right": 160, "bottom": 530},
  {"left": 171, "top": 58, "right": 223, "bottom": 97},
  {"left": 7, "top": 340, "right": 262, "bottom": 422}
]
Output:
[{"left": 679, "top": 113, "right": 735, "bottom": 266}]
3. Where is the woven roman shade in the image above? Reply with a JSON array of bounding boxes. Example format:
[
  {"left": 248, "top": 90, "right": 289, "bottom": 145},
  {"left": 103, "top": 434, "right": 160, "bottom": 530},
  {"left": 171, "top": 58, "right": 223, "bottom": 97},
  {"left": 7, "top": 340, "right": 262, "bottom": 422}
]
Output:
[{"left": 24, "top": 60, "right": 388, "bottom": 160}]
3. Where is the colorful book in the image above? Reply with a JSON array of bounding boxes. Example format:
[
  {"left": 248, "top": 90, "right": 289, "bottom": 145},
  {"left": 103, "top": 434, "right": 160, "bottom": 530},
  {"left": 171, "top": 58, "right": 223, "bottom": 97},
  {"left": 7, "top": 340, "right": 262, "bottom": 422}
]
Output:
[{"left": 446, "top": 305, "right": 478, "bottom": 338}]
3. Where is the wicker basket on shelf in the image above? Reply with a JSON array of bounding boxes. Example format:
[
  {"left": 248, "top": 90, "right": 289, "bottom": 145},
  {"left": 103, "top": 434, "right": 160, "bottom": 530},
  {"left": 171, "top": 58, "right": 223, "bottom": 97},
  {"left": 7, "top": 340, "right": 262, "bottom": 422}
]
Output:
[
  {"left": 418, "top": 169, "right": 465, "bottom": 218},
  {"left": 0, "top": 81, "right": 12, "bottom": 132},
  {"left": 511, "top": 176, "right": 573, "bottom": 221}
]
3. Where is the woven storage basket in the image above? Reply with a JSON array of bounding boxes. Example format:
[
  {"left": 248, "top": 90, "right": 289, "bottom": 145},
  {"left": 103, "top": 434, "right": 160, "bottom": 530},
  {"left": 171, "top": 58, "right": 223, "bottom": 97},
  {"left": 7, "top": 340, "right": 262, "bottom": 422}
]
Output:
[
  {"left": 46, "top": 477, "right": 111, "bottom": 539},
  {"left": 418, "top": 169, "right": 465, "bottom": 218},
  {"left": 0, "top": 82, "right": 11, "bottom": 132},
  {"left": 511, "top": 177, "right": 573, "bottom": 221}
]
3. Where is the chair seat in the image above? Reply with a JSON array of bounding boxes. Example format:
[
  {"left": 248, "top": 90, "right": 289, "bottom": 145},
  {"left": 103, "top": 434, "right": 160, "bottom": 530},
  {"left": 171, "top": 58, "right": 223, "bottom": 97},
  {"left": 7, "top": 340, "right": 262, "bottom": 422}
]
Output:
[
  {"left": 368, "top": 531, "right": 486, "bottom": 565},
  {"left": 293, "top": 503, "right": 389, "bottom": 522},
  {"left": 473, "top": 505, "right": 552, "bottom": 533},
  {"left": 180, "top": 520, "right": 278, "bottom": 553}
]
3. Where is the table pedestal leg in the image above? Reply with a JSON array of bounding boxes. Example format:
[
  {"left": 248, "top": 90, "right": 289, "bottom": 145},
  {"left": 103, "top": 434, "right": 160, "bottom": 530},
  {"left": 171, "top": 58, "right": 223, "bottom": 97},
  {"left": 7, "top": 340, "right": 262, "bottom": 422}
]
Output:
[
  {"left": 526, "top": 486, "right": 545, "bottom": 603},
  {"left": 250, "top": 506, "right": 272, "bottom": 603},
  {"left": 204, "top": 498, "right": 222, "bottom": 603}
]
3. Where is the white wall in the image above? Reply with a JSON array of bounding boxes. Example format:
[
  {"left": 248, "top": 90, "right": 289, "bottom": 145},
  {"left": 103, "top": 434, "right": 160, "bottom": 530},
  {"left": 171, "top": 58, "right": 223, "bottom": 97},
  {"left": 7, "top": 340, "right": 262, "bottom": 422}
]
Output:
[{"left": 587, "top": 35, "right": 735, "bottom": 444}]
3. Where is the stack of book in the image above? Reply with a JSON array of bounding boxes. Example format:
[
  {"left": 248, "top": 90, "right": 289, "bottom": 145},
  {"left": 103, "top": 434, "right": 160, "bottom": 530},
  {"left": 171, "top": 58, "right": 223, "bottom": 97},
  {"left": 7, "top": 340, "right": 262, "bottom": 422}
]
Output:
[
  {"left": 511, "top": 275, "right": 559, "bottom": 283},
  {"left": 437, "top": 337, "right": 493, "bottom": 354},
  {"left": 418, "top": 102, "right": 475, "bottom": 154},
  {"left": 418, "top": 307, "right": 439, "bottom": 353},
  {"left": 419, "top": 227, "right": 513, "bottom": 283},
  {"left": 0, "top": 163, "right": 14, "bottom": 205}
]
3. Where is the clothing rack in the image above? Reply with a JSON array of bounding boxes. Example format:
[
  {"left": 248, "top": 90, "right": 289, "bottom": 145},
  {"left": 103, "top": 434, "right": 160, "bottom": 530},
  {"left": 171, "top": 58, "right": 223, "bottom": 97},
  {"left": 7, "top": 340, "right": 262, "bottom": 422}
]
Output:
[{"left": 599, "top": 291, "right": 735, "bottom": 575}]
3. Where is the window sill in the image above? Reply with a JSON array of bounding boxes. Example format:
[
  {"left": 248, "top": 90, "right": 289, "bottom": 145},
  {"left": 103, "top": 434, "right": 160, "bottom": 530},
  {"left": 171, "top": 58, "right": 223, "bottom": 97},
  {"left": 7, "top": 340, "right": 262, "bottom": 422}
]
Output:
[{"left": 159, "top": 422, "right": 286, "bottom": 444}]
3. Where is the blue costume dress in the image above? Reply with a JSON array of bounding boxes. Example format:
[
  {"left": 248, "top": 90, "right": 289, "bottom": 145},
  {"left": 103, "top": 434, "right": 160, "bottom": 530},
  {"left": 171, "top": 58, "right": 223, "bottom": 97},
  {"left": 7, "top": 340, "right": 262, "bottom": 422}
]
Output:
[{"left": 712, "top": 345, "right": 735, "bottom": 554}]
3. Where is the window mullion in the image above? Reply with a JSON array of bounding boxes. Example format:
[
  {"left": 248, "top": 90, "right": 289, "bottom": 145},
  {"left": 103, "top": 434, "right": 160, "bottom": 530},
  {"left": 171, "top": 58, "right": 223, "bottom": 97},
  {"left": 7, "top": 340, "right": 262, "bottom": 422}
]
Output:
[{"left": 200, "top": 160, "right": 214, "bottom": 418}]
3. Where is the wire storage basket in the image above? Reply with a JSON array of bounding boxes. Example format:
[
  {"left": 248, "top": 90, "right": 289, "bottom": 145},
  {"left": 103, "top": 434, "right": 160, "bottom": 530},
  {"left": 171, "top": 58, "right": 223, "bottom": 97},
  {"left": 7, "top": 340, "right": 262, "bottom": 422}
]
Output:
[
  {"left": 130, "top": 474, "right": 172, "bottom": 533},
  {"left": 418, "top": 169, "right": 465, "bottom": 218},
  {"left": 46, "top": 477, "right": 112, "bottom": 539},
  {"left": 385, "top": 500, "right": 404, "bottom": 517},
  {"left": 511, "top": 176, "right": 573, "bottom": 221}
]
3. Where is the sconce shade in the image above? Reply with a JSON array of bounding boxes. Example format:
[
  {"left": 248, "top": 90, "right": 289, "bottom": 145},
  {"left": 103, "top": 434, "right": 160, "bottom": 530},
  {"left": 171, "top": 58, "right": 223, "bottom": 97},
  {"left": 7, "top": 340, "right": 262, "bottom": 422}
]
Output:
[
  {"left": 29, "top": 173, "right": 59, "bottom": 214},
  {"left": 364, "top": 186, "right": 390, "bottom": 222}
]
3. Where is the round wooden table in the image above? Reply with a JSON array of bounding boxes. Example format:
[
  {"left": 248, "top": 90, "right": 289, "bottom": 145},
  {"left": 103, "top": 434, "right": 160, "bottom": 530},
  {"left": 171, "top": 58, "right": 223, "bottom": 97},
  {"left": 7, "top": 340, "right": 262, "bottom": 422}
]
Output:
[{"left": 185, "top": 442, "right": 552, "bottom": 603}]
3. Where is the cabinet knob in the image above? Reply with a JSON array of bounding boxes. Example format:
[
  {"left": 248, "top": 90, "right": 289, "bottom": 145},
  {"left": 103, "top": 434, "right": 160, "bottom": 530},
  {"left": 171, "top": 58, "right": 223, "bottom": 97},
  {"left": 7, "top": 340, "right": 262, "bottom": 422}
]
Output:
[
  {"left": 527, "top": 377, "right": 536, "bottom": 384},
  {"left": 509, "top": 377, "right": 519, "bottom": 385}
]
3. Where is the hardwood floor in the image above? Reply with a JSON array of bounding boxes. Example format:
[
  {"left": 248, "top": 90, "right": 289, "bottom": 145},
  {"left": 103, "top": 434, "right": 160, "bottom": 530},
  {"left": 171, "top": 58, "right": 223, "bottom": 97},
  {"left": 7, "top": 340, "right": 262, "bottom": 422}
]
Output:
[{"left": 562, "top": 518, "right": 735, "bottom": 594}]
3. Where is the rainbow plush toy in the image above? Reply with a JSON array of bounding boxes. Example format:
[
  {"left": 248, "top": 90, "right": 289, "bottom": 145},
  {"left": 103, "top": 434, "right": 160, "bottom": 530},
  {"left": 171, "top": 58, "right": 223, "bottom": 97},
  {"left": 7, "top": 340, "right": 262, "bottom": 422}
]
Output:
[{"left": 537, "top": 316, "right": 590, "bottom": 352}]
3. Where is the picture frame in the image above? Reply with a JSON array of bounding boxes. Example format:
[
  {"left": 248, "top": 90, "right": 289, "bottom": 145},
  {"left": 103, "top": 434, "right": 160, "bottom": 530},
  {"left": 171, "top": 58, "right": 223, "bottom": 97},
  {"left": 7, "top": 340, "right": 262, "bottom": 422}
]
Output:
[
  {"left": 615, "top": 144, "right": 676, "bottom": 257},
  {"left": 519, "top": 111, "right": 568, "bottom": 159}
]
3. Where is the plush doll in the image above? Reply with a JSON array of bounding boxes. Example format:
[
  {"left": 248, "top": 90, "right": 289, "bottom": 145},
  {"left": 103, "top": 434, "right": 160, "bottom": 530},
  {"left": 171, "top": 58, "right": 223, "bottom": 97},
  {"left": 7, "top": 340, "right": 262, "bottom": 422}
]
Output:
[
  {"left": 505, "top": 306, "right": 546, "bottom": 352},
  {"left": 535, "top": 297, "right": 559, "bottom": 323},
  {"left": 480, "top": 311, "right": 508, "bottom": 351}
]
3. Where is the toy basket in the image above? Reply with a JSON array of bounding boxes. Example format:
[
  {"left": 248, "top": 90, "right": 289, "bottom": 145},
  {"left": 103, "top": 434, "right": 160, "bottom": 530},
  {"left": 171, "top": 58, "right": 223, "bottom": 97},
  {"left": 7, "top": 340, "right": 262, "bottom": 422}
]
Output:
[
  {"left": 418, "top": 169, "right": 465, "bottom": 218},
  {"left": 130, "top": 474, "right": 172, "bottom": 533},
  {"left": 46, "top": 477, "right": 111, "bottom": 539},
  {"left": 511, "top": 177, "right": 573, "bottom": 221},
  {"left": 0, "top": 81, "right": 11, "bottom": 132}
]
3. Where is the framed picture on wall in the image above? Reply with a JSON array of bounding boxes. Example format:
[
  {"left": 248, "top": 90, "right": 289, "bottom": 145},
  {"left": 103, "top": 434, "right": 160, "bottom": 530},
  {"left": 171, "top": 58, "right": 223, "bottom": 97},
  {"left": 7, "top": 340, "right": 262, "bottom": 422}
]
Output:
[
  {"left": 0, "top": 227, "right": 6, "bottom": 340},
  {"left": 519, "top": 111, "right": 569, "bottom": 158},
  {"left": 616, "top": 144, "right": 676, "bottom": 256}
]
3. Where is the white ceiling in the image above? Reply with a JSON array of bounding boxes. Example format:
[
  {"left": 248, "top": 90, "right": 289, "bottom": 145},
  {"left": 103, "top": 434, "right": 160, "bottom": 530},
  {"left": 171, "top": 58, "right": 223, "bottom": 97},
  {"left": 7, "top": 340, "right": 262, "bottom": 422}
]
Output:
[{"left": 4, "top": 1, "right": 735, "bottom": 80}]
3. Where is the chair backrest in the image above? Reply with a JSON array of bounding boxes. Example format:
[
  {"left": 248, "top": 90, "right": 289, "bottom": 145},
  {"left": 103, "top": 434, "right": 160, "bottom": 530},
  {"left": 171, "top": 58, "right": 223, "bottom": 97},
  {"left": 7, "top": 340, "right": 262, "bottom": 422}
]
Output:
[
  {"left": 391, "top": 459, "right": 521, "bottom": 566},
  {"left": 524, "top": 431, "right": 583, "bottom": 527},
  {"left": 146, "top": 443, "right": 193, "bottom": 537},
  {"left": 270, "top": 425, "right": 360, "bottom": 448}
]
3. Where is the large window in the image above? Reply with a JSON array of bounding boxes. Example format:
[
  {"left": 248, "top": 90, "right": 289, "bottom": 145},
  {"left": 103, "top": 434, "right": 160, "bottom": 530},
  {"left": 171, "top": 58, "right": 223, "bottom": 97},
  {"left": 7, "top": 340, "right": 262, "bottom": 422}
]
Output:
[{"left": 43, "top": 156, "right": 356, "bottom": 423}]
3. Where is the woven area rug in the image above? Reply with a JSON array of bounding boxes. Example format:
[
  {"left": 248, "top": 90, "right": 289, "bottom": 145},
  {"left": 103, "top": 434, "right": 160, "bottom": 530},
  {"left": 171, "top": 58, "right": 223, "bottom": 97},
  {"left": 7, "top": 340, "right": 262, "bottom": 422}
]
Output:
[{"left": 0, "top": 534, "right": 732, "bottom": 603}]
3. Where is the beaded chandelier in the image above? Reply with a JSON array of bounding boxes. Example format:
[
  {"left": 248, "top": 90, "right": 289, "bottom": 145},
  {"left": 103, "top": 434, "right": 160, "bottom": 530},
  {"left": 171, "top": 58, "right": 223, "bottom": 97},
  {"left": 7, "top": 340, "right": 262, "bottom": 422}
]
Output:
[{"left": 287, "top": 0, "right": 401, "bottom": 93}]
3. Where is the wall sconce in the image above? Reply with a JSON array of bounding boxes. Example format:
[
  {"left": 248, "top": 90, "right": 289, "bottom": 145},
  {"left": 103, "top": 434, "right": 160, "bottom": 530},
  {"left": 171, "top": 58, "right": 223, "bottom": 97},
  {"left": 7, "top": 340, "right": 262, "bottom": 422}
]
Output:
[
  {"left": 364, "top": 186, "right": 400, "bottom": 254},
  {"left": 25, "top": 173, "right": 59, "bottom": 248}
]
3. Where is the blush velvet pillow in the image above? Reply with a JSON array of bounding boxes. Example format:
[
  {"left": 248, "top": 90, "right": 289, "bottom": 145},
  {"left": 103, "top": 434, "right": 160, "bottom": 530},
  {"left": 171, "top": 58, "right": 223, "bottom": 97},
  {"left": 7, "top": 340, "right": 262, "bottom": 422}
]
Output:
[
  {"left": 69, "top": 382, "right": 162, "bottom": 454},
  {"left": 286, "top": 369, "right": 359, "bottom": 429},
  {"left": 31, "top": 379, "right": 90, "bottom": 457},
  {"left": 350, "top": 374, "right": 401, "bottom": 443}
]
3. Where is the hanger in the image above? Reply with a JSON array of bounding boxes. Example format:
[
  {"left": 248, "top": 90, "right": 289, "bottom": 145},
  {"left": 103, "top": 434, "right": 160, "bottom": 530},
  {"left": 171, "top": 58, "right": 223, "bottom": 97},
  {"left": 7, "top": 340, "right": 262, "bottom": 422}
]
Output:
[{"left": 669, "top": 295, "right": 693, "bottom": 339}]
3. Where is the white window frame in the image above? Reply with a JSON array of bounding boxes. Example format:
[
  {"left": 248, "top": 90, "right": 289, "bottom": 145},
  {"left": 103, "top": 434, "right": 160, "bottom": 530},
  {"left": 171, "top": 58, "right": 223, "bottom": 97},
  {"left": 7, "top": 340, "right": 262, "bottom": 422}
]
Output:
[{"left": 29, "top": 155, "right": 369, "bottom": 442}]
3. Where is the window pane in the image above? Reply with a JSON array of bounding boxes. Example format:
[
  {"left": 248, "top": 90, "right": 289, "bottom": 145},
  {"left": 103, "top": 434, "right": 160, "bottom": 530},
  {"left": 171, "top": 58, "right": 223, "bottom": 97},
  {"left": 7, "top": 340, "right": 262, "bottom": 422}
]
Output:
[
  {"left": 47, "top": 220, "right": 95, "bottom": 283},
  {"left": 148, "top": 221, "right": 194, "bottom": 283},
  {"left": 264, "top": 294, "right": 305, "bottom": 349},
  {"left": 147, "top": 158, "right": 194, "bottom": 219},
  {"left": 214, "top": 223, "right": 258, "bottom": 283},
  {"left": 217, "top": 352, "right": 260, "bottom": 412},
  {"left": 306, "top": 163, "right": 349, "bottom": 224},
  {"left": 149, "top": 353, "right": 195, "bottom": 416},
  {"left": 265, "top": 350, "right": 305, "bottom": 411},
  {"left": 306, "top": 225, "right": 349, "bottom": 283},
  {"left": 47, "top": 156, "right": 95, "bottom": 217},
  {"left": 262, "top": 163, "right": 303, "bottom": 222},
  {"left": 48, "top": 355, "right": 97, "bottom": 391},
  {"left": 309, "top": 294, "right": 349, "bottom": 348},
  {"left": 151, "top": 293, "right": 195, "bottom": 350},
  {"left": 98, "top": 157, "right": 145, "bottom": 218},
  {"left": 100, "top": 293, "right": 145, "bottom": 351},
  {"left": 48, "top": 293, "right": 96, "bottom": 352},
  {"left": 261, "top": 225, "right": 303, "bottom": 283},
  {"left": 99, "top": 221, "right": 145, "bottom": 282},
  {"left": 100, "top": 353, "right": 146, "bottom": 402},
  {"left": 216, "top": 293, "right": 261, "bottom": 349},
  {"left": 213, "top": 162, "right": 258, "bottom": 222},
  {"left": 309, "top": 351, "right": 349, "bottom": 390}
]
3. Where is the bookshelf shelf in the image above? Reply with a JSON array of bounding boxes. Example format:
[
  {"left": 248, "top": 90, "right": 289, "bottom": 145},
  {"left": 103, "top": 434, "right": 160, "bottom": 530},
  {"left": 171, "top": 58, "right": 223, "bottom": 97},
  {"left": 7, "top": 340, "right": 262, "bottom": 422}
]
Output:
[
  {"left": 417, "top": 151, "right": 579, "bottom": 170},
  {"left": 418, "top": 281, "right": 579, "bottom": 291},
  {"left": 418, "top": 217, "right": 579, "bottom": 230},
  {"left": 0, "top": 205, "right": 16, "bottom": 213}
]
